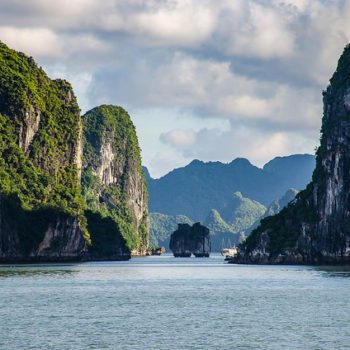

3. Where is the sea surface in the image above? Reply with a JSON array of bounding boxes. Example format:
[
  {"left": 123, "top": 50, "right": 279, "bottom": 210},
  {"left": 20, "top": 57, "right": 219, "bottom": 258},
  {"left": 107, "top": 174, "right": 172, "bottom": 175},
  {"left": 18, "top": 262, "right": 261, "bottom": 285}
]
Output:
[{"left": 0, "top": 254, "right": 350, "bottom": 350}]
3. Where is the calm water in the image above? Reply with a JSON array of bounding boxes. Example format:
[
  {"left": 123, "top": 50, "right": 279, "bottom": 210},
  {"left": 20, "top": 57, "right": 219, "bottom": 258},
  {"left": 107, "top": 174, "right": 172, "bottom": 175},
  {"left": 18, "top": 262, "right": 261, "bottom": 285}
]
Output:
[{"left": 1, "top": 254, "right": 350, "bottom": 350}]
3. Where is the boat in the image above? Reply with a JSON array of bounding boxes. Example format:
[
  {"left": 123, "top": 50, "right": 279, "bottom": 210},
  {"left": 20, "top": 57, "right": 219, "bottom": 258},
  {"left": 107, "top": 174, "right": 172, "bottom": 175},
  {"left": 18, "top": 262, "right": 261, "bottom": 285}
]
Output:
[{"left": 221, "top": 246, "right": 237, "bottom": 258}]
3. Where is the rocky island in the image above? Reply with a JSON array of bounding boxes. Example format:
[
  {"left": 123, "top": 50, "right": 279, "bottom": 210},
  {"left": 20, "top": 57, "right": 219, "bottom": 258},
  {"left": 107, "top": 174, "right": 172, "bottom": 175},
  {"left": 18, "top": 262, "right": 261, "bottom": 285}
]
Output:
[
  {"left": 235, "top": 44, "right": 350, "bottom": 265},
  {"left": 169, "top": 223, "right": 210, "bottom": 257},
  {"left": 82, "top": 105, "right": 149, "bottom": 258},
  {"left": 0, "top": 41, "right": 88, "bottom": 262},
  {"left": 0, "top": 41, "right": 149, "bottom": 262}
]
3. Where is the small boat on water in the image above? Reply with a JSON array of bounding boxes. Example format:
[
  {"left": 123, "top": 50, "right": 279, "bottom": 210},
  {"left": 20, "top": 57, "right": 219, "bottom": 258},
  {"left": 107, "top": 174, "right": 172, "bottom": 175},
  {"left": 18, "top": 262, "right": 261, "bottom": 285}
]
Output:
[{"left": 221, "top": 246, "right": 237, "bottom": 258}]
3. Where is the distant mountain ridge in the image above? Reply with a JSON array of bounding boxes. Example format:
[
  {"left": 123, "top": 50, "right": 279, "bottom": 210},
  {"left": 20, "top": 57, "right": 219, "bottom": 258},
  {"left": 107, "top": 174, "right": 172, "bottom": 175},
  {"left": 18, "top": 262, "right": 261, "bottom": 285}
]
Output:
[
  {"left": 150, "top": 191, "right": 268, "bottom": 252},
  {"left": 145, "top": 154, "right": 315, "bottom": 222},
  {"left": 146, "top": 154, "right": 315, "bottom": 252}
]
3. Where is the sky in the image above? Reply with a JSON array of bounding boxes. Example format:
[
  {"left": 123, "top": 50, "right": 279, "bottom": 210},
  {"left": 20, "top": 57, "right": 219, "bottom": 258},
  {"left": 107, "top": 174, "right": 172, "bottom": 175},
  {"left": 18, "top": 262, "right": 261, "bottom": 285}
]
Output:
[{"left": 1, "top": 0, "right": 350, "bottom": 177}]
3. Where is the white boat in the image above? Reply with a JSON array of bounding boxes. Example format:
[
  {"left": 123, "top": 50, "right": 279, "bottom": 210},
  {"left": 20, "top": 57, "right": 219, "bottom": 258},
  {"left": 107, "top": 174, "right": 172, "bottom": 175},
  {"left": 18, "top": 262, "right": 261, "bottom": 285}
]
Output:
[{"left": 221, "top": 246, "right": 237, "bottom": 257}]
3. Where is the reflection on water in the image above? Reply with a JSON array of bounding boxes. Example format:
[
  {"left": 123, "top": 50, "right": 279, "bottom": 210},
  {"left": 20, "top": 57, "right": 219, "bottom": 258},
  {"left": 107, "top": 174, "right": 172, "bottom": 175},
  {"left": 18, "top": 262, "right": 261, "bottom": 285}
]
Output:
[
  {"left": 0, "top": 264, "right": 77, "bottom": 278},
  {"left": 316, "top": 265, "right": 350, "bottom": 277}
]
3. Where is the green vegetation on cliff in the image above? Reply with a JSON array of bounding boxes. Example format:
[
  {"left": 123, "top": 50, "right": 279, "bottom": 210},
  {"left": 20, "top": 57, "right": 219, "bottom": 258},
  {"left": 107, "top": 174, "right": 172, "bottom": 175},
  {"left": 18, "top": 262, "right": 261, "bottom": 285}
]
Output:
[
  {"left": 244, "top": 188, "right": 299, "bottom": 237},
  {"left": 149, "top": 212, "right": 192, "bottom": 249},
  {"left": 243, "top": 184, "right": 318, "bottom": 256},
  {"left": 201, "top": 193, "right": 265, "bottom": 251},
  {"left": 0, "top": 41, "right": 149, "bottom": 260},
  {"left": 0, "top": 41, "right": 89, "bottom": 253},
  {"left": 82, "top": 105, "right": 149, "bottom": 251},
  {"left": 220, "top": 192, "right": 266, "bottom": 232},
  {"left": 203, "top": 209, "right": 238, "bottom": 251},
  {"left": 239, "top": 46, "right": 350, "bottom": 262},
  {"left": 264, "top": 189, "right": 298, "bottom": 217},
  {"left": 82, "top": 105, "right": 143, "bottom": 174},
  {"left": 0, "top": 41, "right": 84, "bottom": 215},
  {"left": 204, "top": 209, "right": 235, "bottom": 235}
]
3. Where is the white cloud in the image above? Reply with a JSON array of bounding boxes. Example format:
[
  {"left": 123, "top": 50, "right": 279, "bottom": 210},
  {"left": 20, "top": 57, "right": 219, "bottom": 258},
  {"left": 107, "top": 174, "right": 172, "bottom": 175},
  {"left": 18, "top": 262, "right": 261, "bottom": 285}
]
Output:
[
  {"left": 132, "top": 1, "right": 216, "bottom": 47},
  {"left": 96, "top": 51, "right": 278, "bottom": 117},
  {"left": 92, "top": 50, "right": 322, "bottom": 133},
  {"left": 0, "top": 0, "right": 99, "bottom": 29},
  {"left": 217, "top": 2, "right": 296, "bottom": 59},
  {"left": 0, "top": 26, "right": 110, "bottom": 61},
  {"left": 2, "top": 0, "right": 350, "bottom": 176},
  {"left": 219, "top": 95, "right": 273, "bottom": 118},
  {"left": 148, "top": 150, "right": 188, "bottom": 179},
  {"left": 0, "top": 27, "right": 63, "bottom": 58},
  {"left": 159, "top": 125, "right": 318, "bottom": 168},
  {"left": 64, "top": 34, "right": 111, "bottom": 55},
  {"left": 160, "top": 129, "right": 196, "bottom": 148}
]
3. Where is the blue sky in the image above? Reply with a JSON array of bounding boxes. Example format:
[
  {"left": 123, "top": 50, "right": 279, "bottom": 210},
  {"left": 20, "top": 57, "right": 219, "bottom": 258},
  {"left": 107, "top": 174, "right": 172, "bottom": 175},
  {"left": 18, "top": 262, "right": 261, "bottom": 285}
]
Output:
[{"left": 1, "top": 0, "right": 350, "bottom": 177}]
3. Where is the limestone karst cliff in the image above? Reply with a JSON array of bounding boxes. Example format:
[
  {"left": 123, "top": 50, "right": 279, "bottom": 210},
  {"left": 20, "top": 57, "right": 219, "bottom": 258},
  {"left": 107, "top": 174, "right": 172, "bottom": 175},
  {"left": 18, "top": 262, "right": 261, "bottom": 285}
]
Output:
[
  {"left": 82, "top": 105, "right": 149, "bottom": 256},
  {"left": 0, "top": 41, "right": 88, "bottom": 262},
  {"left": 170, "top": 223, "right": 210, "bottom": 257},
  {"left": 236, "top": 44, "right": 350, "bottom": 264},
  {"left": 0, "top": 42, "right": 149, "bottom": 262}
]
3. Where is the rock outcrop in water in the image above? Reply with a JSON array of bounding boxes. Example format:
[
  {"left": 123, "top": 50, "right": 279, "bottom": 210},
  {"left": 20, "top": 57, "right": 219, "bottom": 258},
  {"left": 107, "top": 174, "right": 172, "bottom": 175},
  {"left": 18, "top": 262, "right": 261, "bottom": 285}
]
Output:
[
  {"left": 82, "top": 105, "right": 149, "bottom": 257},
  {"left": 169, "top": 223, "right": 210, "bottom": 257},
  {"left": 0, "top": 41, "right": 88, "bottom": 262},
  {"left": 235, "top": 45, "right": 350, "bottom": 265}
]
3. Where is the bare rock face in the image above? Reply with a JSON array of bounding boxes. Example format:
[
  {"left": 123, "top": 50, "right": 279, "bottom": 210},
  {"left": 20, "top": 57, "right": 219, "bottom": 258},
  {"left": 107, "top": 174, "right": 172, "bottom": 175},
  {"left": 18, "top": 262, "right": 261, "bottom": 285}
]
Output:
[
  {"left": 0, "top": 214, "right": 87, "bottom": 263},
  {"left": 0, "top": 41, "right": 87, "bottom": 262},
  {"left": 236, "top": 45, "right": 350, "bottom": 265},
  {"left": 170, "top": 223, "right": 210, "bottom": 257},
  {"left": 82, "top": 105, "right": 149, "bottom": 256},
  {"left": 34, "top": 217, "right": 85, "bottom": 260},
  {"left": 19, "top": 106, "right": 41, "bottom": 154}
]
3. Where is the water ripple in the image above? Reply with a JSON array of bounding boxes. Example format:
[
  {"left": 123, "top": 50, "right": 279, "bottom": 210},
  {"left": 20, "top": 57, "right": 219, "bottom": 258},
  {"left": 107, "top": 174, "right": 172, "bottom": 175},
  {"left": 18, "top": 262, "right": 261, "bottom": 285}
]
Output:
[{"left": 0, "top": 255, "right": 349, "bottom": 349}]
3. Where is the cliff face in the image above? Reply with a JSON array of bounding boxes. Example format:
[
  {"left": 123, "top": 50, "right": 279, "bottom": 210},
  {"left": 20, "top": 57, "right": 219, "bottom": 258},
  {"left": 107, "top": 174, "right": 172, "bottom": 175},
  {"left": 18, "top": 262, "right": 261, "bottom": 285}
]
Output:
[
  {"left": 82, "top": 105, "right": 149, "bottom": 256},
  {"left": 237, "top": 45, "right": 350, "bottom": 265},
  {"left": 170, "top": 223, "right": 210, "bottom": 257},
  {"left": 0, "top": 41, "right": 87, "bottom": 262}
]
